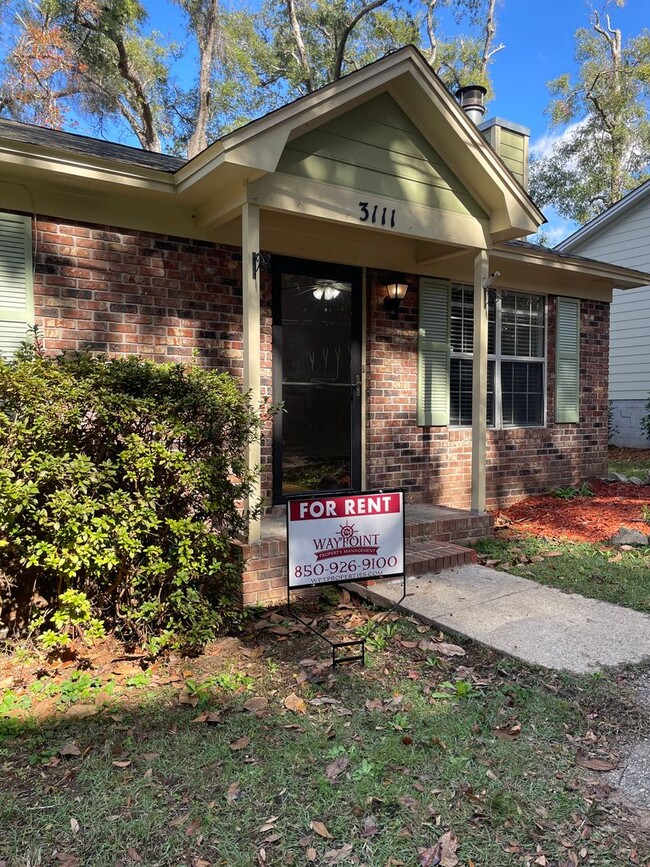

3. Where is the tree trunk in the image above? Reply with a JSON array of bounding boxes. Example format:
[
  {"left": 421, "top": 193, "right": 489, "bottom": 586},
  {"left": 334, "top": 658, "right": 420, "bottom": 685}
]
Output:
[{"left": 187, "top": 0, "right": 220, "bottom": 159}]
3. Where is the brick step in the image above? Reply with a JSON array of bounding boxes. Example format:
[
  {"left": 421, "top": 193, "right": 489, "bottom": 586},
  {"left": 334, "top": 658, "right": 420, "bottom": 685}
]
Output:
[
  {"left": 405, "top": 539, "right": 477, "bottom": 578},
  {"left": 404, "top": 514, "right": 493, "bottom": 546}
]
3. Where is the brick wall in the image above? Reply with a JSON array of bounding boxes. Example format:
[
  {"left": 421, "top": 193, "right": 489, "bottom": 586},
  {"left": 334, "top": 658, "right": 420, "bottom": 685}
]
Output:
[
  {"left": 33, "top": 217, "right": 277, "bottom": 509},
  {"left": 32, "top": 217, "right": 609, "bottom": 520},
  {"left": 365, "top": 272, "right": 610, "bottom": 510}
]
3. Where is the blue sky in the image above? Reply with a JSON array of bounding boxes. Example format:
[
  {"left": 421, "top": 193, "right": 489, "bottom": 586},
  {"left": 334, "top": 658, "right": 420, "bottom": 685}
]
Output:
[{"left": 451, "top": 0, "right": 649, "bottom": 243}]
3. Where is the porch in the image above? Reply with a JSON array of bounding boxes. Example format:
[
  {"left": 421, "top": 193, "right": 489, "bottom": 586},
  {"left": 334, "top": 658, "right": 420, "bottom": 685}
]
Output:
[{"left": 238, "top": 503, "right": 493, "bottom": 606}]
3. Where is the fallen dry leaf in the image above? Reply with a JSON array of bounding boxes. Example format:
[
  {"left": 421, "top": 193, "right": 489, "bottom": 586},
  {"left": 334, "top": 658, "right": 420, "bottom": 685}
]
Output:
[
  {"left": 226, "top": 781, "right": 241, "bottom": 804},
  {"left": 186, "top": 817, "right": 202, "bottom": 837},
  {"left": 361, "top": 815, "right": 379, "bottom": 836},
  {"left": 575, "top": 753, "right": 619, "bottom": 772},
  {"left": 435, "top": 643, "right": 466, "bottom": 657},
  {"left": 324, "top": 843, "right": 354, "bottom": 864},
  {"left": 70, "top": 817, "right": 80, "bottom": 834},
  {"left": 112, "top": 760, "right": 132, "bottom": 768},
  {"left": 59, "top": 742, "right": 81, "bottom": 758},
  {"left": 306, "top": 848, "right": 317, "bottom": 862},
  {"left": 178, "top": 688, "right": 200, "bottom": 707},
  {"left": 170, "top": 814, "right": 190, "bottom": 828},
  {"left": 244, "top": 696, "right": 269, "bottom": 714},
  {"left": 284, "top": 692, "right": 307, "bottom": 714},
  {"left": 325, "top": 754, "right": 349, "bottom": 782},
  {"left": 259, "top": 816, "right": 279, "bottom": 833},
  {"left": 494, "top": 722, "right": 521, "bottom": 740},
  {"left": 419, "top": 829, "right": 459, "bottom": 867},
  {"left": 55, "top": 854, "right": 81, "bottom": 867},
  {"left": 311, "top": 819, "right": 333, "bottom": 839},
  {"left": 127, "top": 848, "right": 142, "bottom": 863},
  {"left": 230, "top": 736, "right": 251, "bottom": 751},
  {"left": 191, "top": 711, "right": 221, "bottom": 724}
]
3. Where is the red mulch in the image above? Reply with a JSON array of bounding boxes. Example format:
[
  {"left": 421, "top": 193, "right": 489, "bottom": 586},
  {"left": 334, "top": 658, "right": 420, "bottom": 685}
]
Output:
[{"left": 498, "top": 480, "right": 650, "bottom": 543}]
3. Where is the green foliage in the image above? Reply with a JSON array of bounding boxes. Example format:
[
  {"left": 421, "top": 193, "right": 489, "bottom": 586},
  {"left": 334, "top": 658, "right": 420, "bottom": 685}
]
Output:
[
  {"left": 0, "top": 0, "right": 503, "bottom": 155},
  {"left": 552, "top": 482, "right": 594, "bottom": 499},
  {"left": 355, "top": 620, "right": 398, "bottom": 651},
  {"left": 641, "top": 504, "right": 650, "bottom": 524},
  {"left": 530, "top": 4, "right": 650, "bottom": 222},
  {"left": 0, "top": 350, "right": 262, "bottom": 653},
  {"left": 39, "top": 589, "right": 107, "bottom": 651},
  {"left": 0, "top": 689, "right": 32, "bottom": 714},
  {"left": 56, "top": 671, "right": 103, "bottom": 705},
  {"left": 430, "top": 679, "right": 478, "bottom": 699},
  {"left": 608, "top": 401, "right": 619, "bottom": 441},
  {"left": 640, "top": 395, "right": 650, "bottom": 443}
]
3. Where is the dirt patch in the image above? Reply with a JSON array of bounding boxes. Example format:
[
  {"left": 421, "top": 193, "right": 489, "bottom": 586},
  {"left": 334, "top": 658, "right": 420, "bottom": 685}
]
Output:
[{"left": 498, "top": 480, "right": 650, "bottom": 543}]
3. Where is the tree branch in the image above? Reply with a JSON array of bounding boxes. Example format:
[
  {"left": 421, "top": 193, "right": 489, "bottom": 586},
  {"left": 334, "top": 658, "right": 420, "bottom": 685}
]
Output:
[
  {"left": 333, "top": 0, "right": 390, "bottom": 81},
  {"left": 287, "top": 0, "right": 313, "bottom": 92}
]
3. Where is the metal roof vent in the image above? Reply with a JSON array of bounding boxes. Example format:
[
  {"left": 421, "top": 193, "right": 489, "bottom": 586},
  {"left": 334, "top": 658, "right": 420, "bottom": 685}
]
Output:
[{"left": 455, "top": 85, "right": 487, "bottom": 125}]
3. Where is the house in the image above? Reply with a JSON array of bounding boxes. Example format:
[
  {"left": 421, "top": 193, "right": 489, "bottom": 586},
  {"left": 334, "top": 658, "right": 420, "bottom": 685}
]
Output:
[
  {"left": 0, "top": 46, "right": 647, "bottom": 604},
  {"left": 557, "top": 180, "right": 650, "bottom": 448}
]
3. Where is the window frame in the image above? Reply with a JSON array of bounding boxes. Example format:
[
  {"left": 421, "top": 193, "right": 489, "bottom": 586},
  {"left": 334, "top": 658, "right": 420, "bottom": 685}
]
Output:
[{"left": 449, "top": 284, "right": 548, "bottom": 430}]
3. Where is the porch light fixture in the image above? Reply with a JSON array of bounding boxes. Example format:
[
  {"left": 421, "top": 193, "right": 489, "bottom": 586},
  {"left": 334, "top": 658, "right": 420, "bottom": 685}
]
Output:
[
  {"left": 482, "top": 271, "right": 501, "bottom": 307},
  {"left": 383, "top": 277, "right": 409, "bottom": 318}
]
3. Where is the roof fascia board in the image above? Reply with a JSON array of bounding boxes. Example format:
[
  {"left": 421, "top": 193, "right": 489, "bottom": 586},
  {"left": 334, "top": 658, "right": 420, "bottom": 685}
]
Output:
[
  {"left": 494, "top": 243, "right": 650, "bottom": 288},
  {"left": 0, "top": 139, "right": 177, "bottom": 193},
  {"left": 557, "top": 180, "right": 650, "bottom": 251}
]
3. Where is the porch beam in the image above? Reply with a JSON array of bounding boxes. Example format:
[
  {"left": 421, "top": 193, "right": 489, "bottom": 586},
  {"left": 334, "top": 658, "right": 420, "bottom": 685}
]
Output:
[
  {"left": 242, "top": 202, "right": 262, "bottom": 541},
  {"left": 415, "top": 246, "right": 472, "bottom": 267},
  {"left": 471, "top": 249, "right": 489, "bottom": 513},
  {"left": 194, "top": 182, "right": 247, "bottom": 228}
]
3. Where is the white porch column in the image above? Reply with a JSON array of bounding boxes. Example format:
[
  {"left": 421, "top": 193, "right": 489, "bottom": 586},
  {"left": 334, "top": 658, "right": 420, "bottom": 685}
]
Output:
[
  {"left": 242, "top": 202, "right": 262, "bottom": 541},
  {"left": 471, "top": 249, "right": 489, "bottom": 513}
]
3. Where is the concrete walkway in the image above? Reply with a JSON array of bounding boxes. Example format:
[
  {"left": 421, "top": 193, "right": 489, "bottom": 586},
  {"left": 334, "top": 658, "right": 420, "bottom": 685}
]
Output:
[{"left": 352, "top": 565, "right": 650, "bottom": 673}]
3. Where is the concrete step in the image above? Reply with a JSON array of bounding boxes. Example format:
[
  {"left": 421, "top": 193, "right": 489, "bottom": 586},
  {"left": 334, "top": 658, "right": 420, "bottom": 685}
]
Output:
[{"left": 405, "top": 539, "right": 477, "bottom": 578}]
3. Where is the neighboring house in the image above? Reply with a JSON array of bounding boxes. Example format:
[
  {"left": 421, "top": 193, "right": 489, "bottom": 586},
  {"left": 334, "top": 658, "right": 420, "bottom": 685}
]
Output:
[
  {"left": 557, "top": 181, "right": 650, "bottom": 448},
  {"left": 0, "top": 46, "right": 647, "bottom": 604}
]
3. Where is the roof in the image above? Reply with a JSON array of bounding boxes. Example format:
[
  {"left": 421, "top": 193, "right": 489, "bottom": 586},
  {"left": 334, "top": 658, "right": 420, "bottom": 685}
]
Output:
[
  {"left": 0, "top": 117, "right": 184, "bottom": 173},
  {"left": 495, "top": 238, "right": 650, "bottom": 289},
  {"left": 556, "top": 179, "right": 650, "bottom": 251}
]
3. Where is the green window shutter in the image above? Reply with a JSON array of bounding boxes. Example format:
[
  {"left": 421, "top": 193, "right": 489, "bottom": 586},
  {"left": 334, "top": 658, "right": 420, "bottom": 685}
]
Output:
[
  {"left": 0, "top": 213, "right": 33, "bottom": 359},
  {"left": 555, "top": 296, "right": 580, "bottom": 423},
  {"left": 417, "top": 277, "right": 451, "bottom": 426}
]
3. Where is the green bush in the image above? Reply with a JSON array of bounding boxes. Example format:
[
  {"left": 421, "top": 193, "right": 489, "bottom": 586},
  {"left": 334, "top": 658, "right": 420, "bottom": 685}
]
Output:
[{"left": 0, "top": 349, "right": 262, "bottom": 653}]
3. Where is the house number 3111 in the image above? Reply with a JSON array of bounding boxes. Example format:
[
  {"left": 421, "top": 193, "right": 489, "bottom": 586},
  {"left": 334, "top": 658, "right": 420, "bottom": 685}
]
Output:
[{"left": 359, "top": 202, "right": 396, "bottom": 228}]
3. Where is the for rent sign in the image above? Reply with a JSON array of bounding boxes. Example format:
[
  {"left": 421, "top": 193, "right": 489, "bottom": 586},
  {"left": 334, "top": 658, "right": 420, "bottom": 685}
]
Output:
[{"left": 287, "top": 491, "right": 404, "bottom": 589}]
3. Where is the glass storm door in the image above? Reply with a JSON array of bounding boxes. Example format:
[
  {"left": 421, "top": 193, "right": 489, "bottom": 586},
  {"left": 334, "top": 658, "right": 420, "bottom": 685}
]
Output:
[{"left": 272, "top": 257, "right": 362, "bottom": 502}]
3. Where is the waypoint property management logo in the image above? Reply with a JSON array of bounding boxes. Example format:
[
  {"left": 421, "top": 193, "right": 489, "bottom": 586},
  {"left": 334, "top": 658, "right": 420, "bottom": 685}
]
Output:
[{"left": 312, "top": 520, "right": 380, "bottom": 561}]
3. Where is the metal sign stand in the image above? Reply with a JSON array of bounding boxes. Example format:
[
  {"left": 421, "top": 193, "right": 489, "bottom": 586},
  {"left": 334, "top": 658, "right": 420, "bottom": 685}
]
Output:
[{"left": 286, "top": 572, "right": 408, "bottom": 667}]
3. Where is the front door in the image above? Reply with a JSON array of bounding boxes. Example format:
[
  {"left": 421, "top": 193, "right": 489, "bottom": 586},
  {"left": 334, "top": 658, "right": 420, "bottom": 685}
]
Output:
[{"left": 272, "top": 257, "right": 362, "bottom": 502}]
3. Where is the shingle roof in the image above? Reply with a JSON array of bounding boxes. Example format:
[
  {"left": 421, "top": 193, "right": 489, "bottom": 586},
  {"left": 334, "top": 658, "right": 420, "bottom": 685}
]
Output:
[{"left": 0, "top": 117, "right": 185, "bottom": 172}]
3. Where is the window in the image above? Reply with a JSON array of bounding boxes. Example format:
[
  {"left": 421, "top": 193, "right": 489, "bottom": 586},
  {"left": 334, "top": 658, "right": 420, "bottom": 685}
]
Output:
[
  {"left": 0, "top": 213, "right": 33, "bottom": 358},
  {"left": 449, "top": 284, "right": 545, "bottom": 427}
]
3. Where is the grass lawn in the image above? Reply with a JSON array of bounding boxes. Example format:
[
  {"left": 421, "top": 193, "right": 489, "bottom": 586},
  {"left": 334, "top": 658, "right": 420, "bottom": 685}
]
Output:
[
  {"left": 608, "top": 446, "right": 650, "bottom": 479},
  {"left": 474, "top": 536, "right": 650, "bottom": 614},
  {"left": 1, "top": 599, "right": 649, "bottom": 867}
]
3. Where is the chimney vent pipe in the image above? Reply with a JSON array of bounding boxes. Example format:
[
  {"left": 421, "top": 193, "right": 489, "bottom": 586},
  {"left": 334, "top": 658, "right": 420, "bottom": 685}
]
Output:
[{"left": 455, "top": 85, "right": 487, "bottom": 124}]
